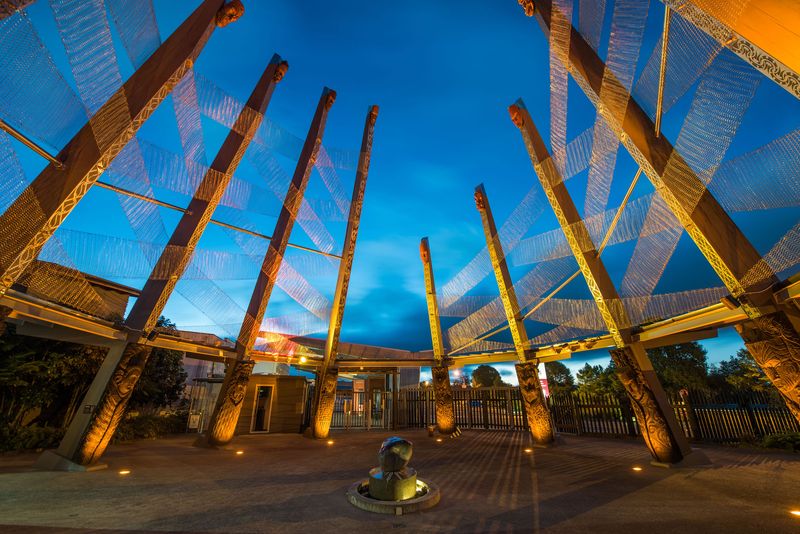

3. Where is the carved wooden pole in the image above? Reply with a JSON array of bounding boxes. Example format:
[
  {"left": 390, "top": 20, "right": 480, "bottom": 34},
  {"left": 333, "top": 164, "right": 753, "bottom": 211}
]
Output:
[
  {"left": 0, "top": 0, "right": 34, "bottom": 20},
  {"left": 474, "top": 184, "right": 554, "bottom": 446},
  {"left": 510, "top": 100, "right": 692, "bottom": 464},
  {"left": 419, "top": 238, "right": 457, "bottom": 435},
  {"left": 44, "top": 50, "right": 284, "bottom": 469},
  {"left": 0, "top": 0, "right": 231, "bottom": 299},
  {"left": 205, "top": 87, "right": 337, "bottom": 446},
  {"left": 518, "top": 0, "right": 800, "bottom": 425},
  {"left": 311, "top": 105, "right": 377, "bottom": 439}
]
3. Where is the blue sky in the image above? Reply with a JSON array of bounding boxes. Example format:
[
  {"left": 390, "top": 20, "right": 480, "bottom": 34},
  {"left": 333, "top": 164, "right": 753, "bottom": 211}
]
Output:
[{"left": 11, "top": 1, "right": 800, "bottom": 383}]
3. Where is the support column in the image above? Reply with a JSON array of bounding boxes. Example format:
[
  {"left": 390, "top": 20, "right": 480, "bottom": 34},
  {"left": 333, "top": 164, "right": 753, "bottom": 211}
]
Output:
[
  {"left": 311, "top": 105, "right": 378, "bottom": 439},
  {"left": 509, "top": 101, "right": 692, "bottom": 464},
  {"left": 518, "top": 0, "right": 800, "bottom": 425},
  {"left": 474, "top": 185, "right": 554, "bottom": 446},
  {"left": 419, "top": 238, "right": 457, "bottom": 435},
  {"left": 312, "top": 367, "right": 339, "bottom": 438},
  {"left": 509, "top": 101, "right": 691, "bottom": 463},
  {"left": 45, "top": 50, "right": 283, "bottom": 469},
  {"left": 0, "top": 0, "right": 230, "bottom": 298},
  {"left": 736, "top": 313, "right": 800, "bottom": 421},
  {"left": 206, "top": 87, "right": 337, "bottom": 446}
]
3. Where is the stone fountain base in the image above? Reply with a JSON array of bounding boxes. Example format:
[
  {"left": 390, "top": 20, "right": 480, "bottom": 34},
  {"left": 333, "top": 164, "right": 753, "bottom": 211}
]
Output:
[{"left": 346, "top": 478, "right": 440, "bottom": 515}]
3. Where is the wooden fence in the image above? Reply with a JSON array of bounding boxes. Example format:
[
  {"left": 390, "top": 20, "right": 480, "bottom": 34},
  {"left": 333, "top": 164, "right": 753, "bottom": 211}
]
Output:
[{"left": 396, "top": 387, "right": 800, "bottom": 443}]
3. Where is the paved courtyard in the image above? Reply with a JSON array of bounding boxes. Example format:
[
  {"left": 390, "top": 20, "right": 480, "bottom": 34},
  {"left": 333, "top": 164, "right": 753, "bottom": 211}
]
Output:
[{"left": 0, "top": 430, "right": 798, "bottom": 533}]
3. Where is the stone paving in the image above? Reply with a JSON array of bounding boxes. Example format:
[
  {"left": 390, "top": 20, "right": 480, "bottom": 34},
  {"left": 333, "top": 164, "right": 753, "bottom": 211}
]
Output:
[{"left": 0, "top": 430, "right": 798, "bottom": 533}]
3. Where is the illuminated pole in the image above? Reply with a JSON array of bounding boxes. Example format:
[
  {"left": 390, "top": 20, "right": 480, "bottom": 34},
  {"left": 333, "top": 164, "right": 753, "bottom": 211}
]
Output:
[
  {"left": 0, "top": 0, "right": 233, "bottom": 300},
  {"left": 419, "top": 237, "right": 457, "bottom": 435},
  {"left": 517, "top": 0, "right": 800, "bottom": 425},
  {"left": 474, "top": 184, "right": 554, "bottom": 446},
  {"left": 509, "top": 101, "right": 692, "bottom": 464},
  {"left": 43, "top": 49, "right": 283, "bottom": 469},
  {"left": 311, "top": 105, "right": 377, "bottom": 439},
  {"left": 204, "top": 87, "right": 337, "bottom": 446}
]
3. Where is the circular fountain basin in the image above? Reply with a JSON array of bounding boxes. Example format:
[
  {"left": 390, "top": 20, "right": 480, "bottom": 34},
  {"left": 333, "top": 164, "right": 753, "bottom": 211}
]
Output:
[{"left": 346, "top": 478, "right": 440, "bottom": 515}]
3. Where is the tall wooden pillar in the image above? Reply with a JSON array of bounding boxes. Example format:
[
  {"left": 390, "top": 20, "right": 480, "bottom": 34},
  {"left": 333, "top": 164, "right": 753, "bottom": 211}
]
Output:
[
  {"left": 419, "top": 238, "right": 457, "bottom": 435},
  {"left": 311, "top": 106, "right": 378, "bottom": 439},
  {"left": 42, "top": 51, "right": 285, "bottom": 469},
  {"left": 474, "top": 185, "right": 554, "bottom": 446},
  {"left": 510, "top": 101, "right": 692, "bottom": 464},
  {"left": 519, "top": 0, "right": 800, "bottom": 425},
  {"left": 0, "top": 0, "right": 229, "bottom": 299},
  {"left": 206, "top": 88, "right": 338, "bottom": 446}
]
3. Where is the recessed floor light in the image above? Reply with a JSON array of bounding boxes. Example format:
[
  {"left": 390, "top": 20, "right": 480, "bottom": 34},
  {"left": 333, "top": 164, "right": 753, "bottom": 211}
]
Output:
[
  {"left": 235, "top": 450, "right": 244, "bottom": 455},
  {"left": 435, "top": 438, "right": 443, "bottom": 443},
  {"left": 632, "top": 466, "right": 643, "bottom": 472},
  {"left": 790, "top": 510, "right": 800, "bottom": 517},
  {"left": 327, "top": 440, "right": 334, "bottom": 445},
  {"left": 118, "top": 469, "right": 131, "bottom": 475},
  {"left": 524, "top": 448, "right": 533, "bottom": 454}
]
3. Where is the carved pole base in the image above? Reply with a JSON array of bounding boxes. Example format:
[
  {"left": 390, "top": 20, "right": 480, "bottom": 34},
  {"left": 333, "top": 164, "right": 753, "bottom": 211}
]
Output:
[
  {"left": 610, "top": 346, "right": 691, "bottom": 464},
  {"left": 311, "top": 368, "right": 339, "bottom": 439},
  {"left": 203, "top": 359, "right": 255, "bottom": 447},
  {"left": 736, "top": 312, "right": 800, "bottom": 424},
  {"left": 70, "top": 343, "right": 153, "bottom": 466},
  {"left": 515, "top": 361, "right": 555, "bottom": 446},
  {"left": 431, "top": 364, "right": 456, "bottom": 435}
]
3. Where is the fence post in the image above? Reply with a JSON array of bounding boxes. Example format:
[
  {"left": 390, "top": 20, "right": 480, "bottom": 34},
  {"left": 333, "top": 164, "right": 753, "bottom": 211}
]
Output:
[
  {"left": 571, "top": 393, "right": 583, "bottom": 436},
  {"left": 680, "top": 389, "right": 701, "bottom": 440},
  {"left": 366, "top": 397, "right": 372, "bottom": 431},
  {"left": 618, "top": 394, "right": 638, "bottom": 437}
]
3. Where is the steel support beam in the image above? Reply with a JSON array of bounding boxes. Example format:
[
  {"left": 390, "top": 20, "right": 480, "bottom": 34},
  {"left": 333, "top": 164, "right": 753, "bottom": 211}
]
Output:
[
  {"left": 206, "top": 87, "right": 336, "bottom": 446},
  {"left": 47, "top": 48, "right": 283, "bottom": 468},
  {"left": 0, "top": 0, "right": 228, "bottom": 300},
  {"left": 419, "top": 238, "right": 456, "bottom": 435},
  {"left": 519, "top": 0, "right": 800, "bottom": 425},
  {"left": 311, "top": 105, "right": 377, "bottom": 439},
  {"left": 474, "top": 184, "right": 554, "bottom": 445}
]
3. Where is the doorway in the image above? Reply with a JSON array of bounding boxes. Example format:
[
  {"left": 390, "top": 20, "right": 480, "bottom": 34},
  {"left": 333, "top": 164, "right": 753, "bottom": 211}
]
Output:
[{"left": 252, "top": 385, "right": 273, "bottom": 432}]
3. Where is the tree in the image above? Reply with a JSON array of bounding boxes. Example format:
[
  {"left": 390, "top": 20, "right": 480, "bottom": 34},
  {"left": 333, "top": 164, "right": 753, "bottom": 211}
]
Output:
[
  {"left": 471, "top": 364, "right": 503, "bottom": 388},
  {"left": 646, "top": 342, "right": 709, "bottom": 392},
  {"left": 709, "top": 348, "right": 771, "bottom": 392},
  {"left": 129, "top": 317, "right": 187, "bottom": 414},
  {"left": 576, "top": 361, "right": 624, "bottom": 396},
  {"left": 545, "top": 361, "right": 575, "bottom": 395}
]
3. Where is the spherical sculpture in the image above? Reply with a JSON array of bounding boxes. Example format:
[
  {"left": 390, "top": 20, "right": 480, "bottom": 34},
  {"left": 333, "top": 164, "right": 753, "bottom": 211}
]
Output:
[
  {"left": 378, "top": 436, "right": 413, "bottom": 473},
  {"left": 368, "top": 437, "right": 417, "bottom": 501}
]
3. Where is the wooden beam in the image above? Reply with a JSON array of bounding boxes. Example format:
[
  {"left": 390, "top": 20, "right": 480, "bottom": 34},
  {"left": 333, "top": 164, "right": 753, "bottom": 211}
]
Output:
[
  {"left": 419, "top": 238, "right": 446, "bottom": 361},
  {"left": 127, "top": 54, "right": 288, "bottom": 335},
  {"left": 473, "top": 184, "right": 532, "bottom": 362},
  {"left": 524, "top": 0, "right": 778, "bottom": 317},
  {"left": 236, "top": 87, "right": 336, "bottom": 358},
  {"left": 0, "top": 0, "right": 228, "bottom": 299},
  {"left": 320, "top": 105, "right": 378, "bottom": 377}
]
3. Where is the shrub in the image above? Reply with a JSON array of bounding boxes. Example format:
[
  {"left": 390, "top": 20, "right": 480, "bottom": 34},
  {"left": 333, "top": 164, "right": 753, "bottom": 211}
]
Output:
[
  {"left": 761, "top": 432, "right": 800, "bottom": 453},
  {"left": 0, "top": 425, "right": 64, "bottom": 452},
  {"left": 113, "top": 412, "right": 188, "bottom": 443}
]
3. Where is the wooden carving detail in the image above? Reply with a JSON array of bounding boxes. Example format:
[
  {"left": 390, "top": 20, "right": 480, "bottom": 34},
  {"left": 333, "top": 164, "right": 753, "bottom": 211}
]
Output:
[
  {"left": 216, "top": 0, "right": 244, "bottom": 27},
  {"left": 610, "top": 347, "right": 683, "bottom": 463},
  {"left": 431, "top": 365, "right": 456, "bottom": 435},
  {"left": 518, "top": 0, "right": 535, "bottom": 17},
  {"left": 273, "top": 61, "right": 289, "bottom": 82},
  {"left": 515, "top": 361, "right": 554, "bottom": 445},
  {"left": 736, "top": 312, "right": 800, "bottom": 423},
  {"left": 73, "top": 344, "right": 152, "bottom": 466},
  {"left": 207, "top": 359, "right": 255, "bottom": 446},
  {"left": 312, "top": 368, "right": 339, "bottom": 439}
]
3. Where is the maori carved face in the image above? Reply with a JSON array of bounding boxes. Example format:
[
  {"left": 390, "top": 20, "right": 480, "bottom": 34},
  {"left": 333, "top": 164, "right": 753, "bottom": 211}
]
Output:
[
  {"left": 509, "top": 105, "right": 525, "bottom": 128},
  {"left": 227, "top": 361, "right": 255, "bottom": 407},
  {"left": 325, "top": 90, "right": 337, "bottom": 110},
  {"left": 474, "top": 190, "right": 486, "bottom": 211},
  {"left": 109, "top": 345, "right": 151, "bottom": 400},
  {"left": 273, "top": 61, "right": 289, "bottom": 82},
  {"left": 368, "top": 105, "right": 379, "bottom": 125},
  {"left": 216, "top": 0, "right": 244, "bottom": 27},
  {"left": 518, "top": 0, "right": 535, "bottom": 16},
  {"left": 419, "top": 242, "right": 429, "bottom": 263}
]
